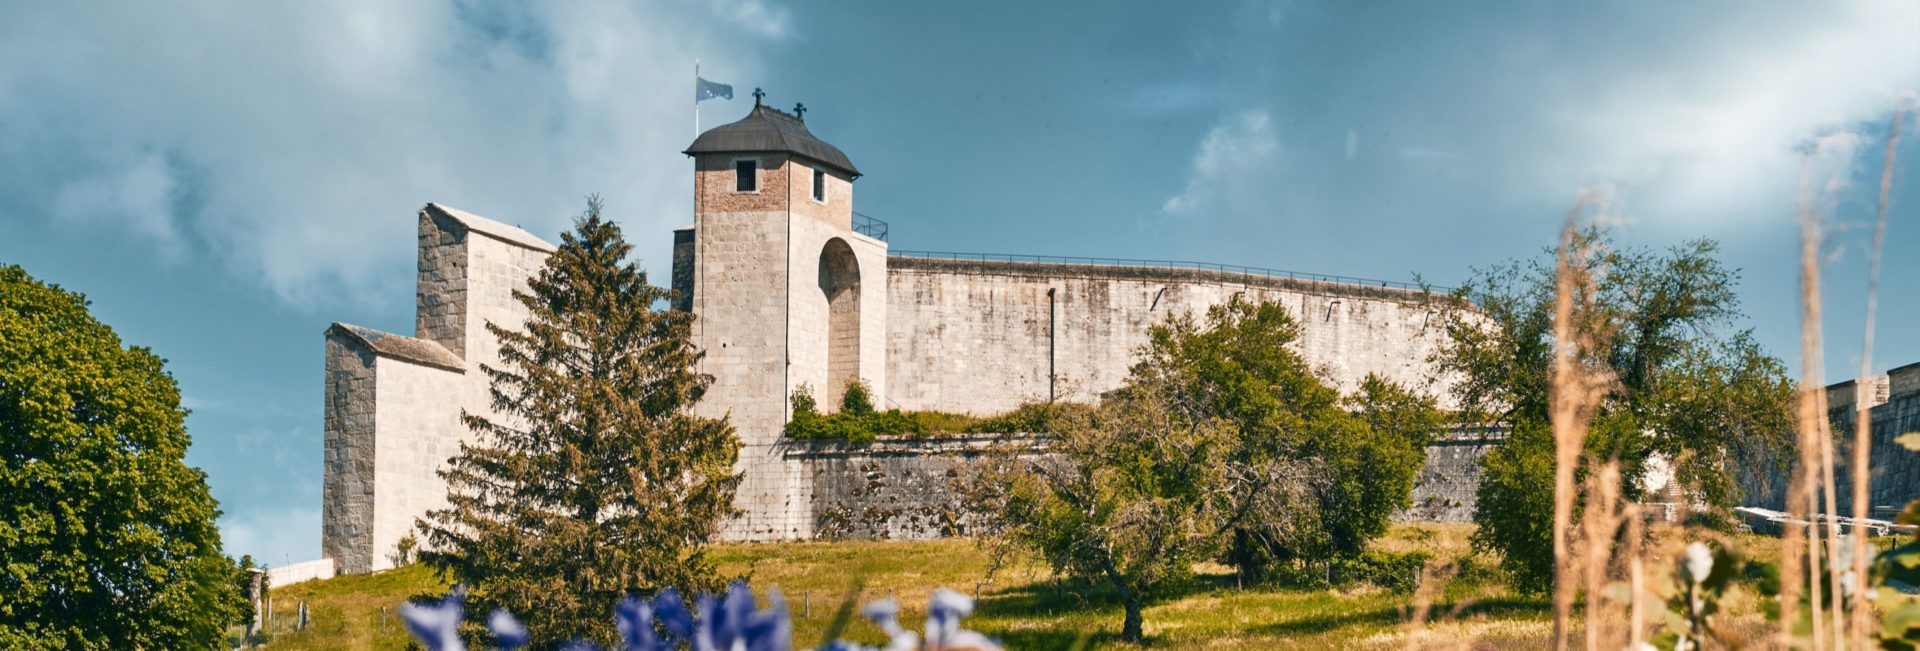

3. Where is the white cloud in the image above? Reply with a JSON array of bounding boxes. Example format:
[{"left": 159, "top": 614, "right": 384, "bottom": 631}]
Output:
[
  {"left": 1522, "top": 0, "right": 1918, "bottom": 225},
  {"left": 712, "top": 0, "right": 792, "bottom": 39},
  {"left": 51, "top": 151, "right": 187, "bottom": 260},
  {"left": 1173, "top": 0, "right": 1917, "bottom": 234},
  {"left": 1161, "top": 110, "right": 1278, "bottom": 217},
  {"left": 0, "top": 0, "right": 782, "bottom": 309},
  {"left": 219, "top": 507, "right": 321, "bottom": 567}
]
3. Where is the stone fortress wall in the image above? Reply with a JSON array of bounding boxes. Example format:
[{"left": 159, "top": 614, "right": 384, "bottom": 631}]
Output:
[
  {"left": 1827, "top": 363, "right": 1920, "bottom": 516},
  {"left": 883, "top": 256, "right": 1457, "bottom": 413},
  {"left": 1740, "top": 362, "right": 1920, "bottom": 517}
]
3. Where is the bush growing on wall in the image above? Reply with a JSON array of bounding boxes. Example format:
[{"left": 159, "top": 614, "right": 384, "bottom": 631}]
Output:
[{"left": 784, "top": 381, "right": 1093, "bottom": 443}]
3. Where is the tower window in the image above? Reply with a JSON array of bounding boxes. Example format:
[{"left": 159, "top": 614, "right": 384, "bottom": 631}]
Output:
[
  {"left": 734, "top": 159, "right": 757, "bottom": 192},
  {"left": 812, "top": 167, "right": 826, "bottom": 202}
]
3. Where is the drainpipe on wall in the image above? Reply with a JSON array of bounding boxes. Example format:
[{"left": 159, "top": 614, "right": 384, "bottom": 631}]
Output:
[{"left": 1047, "top": 287, "right": 1056, "bottom": 403}]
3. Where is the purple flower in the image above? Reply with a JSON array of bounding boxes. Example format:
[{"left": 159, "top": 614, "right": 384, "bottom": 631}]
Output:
[
  {"left": 398, "top": 585, "right": 467, "bottom": 651},
  {"left": 741, "top": 588, "right": 792, "bottom": 651},
  {"left": 859, "top": 599, "right": 917, "bottom": 651},
  {"left": 653, "top": 588, "right": 696, "bottom": 643},
  {"left": 695, "top": 580, "right": 793, "bottom": 651},
  {"left": 614, "top": 596, "right": 659, "bottom": 651},
  {"left": 489, "top": 608, "right": 530, "bottom": 649}
]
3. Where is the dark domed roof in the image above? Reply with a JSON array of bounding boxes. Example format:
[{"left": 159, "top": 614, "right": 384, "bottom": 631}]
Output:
[{"left": 684, "top": 103, "right": 860, "bottom": 178}]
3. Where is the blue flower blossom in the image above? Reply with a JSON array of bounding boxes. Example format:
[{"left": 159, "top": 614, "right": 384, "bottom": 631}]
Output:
[
  {"left": 398, "top": 585, "right": 467, "bottom": 651},
  {"left": 614, "top": 596, "right": 658, "bottom": 650},
  {"left": 398, "top": 582, "right": 998, "bottom": 651},
  {"left": 488, "top": 608, "right": 530, "bottom": 649},
  {"left": 653, "top": 588, "right": 696, "bottom": 643}
]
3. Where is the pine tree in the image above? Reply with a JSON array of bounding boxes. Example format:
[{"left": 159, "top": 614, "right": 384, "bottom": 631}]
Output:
[{"left": 417, "top": 198, "right": 740, "bottom": 646}]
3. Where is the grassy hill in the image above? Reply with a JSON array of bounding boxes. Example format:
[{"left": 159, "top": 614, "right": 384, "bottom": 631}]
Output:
[{"left": 249, "top": 524, "right": 1764, "bottom": 649}]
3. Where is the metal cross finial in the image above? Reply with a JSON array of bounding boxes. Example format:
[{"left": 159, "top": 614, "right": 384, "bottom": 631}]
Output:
[
  {"left": 793, "top": 103, "right": 806, "bottom": 119},
  {"left": 751, "top": 87, "right": 765, "bottom": 105}
]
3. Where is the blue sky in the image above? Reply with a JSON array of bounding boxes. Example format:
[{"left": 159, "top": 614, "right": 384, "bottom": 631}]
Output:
[{"left": 0, "top": 1, "right": 1915, "bottom": 566}]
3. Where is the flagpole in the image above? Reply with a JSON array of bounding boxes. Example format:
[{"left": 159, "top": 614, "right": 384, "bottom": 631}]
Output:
[{"left": 693, "top": 59, "right": 701, "bottom": 139}]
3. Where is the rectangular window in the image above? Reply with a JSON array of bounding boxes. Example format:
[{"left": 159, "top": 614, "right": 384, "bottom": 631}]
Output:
[
  {"left": 812, "top": 167, "right": 826, "bottom": 202},
  {"left": 734, "top": 159, "right": 757, "bottom": 192}
]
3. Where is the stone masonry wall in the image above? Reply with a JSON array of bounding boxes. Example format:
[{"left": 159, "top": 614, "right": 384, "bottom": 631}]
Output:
[
  {"left": 1824, "top": 363, "right": 1920, "bottom": 517},
  {"left": 320, "top": 335, "right": 378, "bottom": 574},
  {"left": 799, "top": 434, "right": 1495, "bottom": 540},
  {"left": 416, "top": 210, "right": 469, "bottom": 357},
  {"left": 369, "top": 357, "right": 466, "bottom": 572},
  {"left": 885, "top": 257, "right": 1457, "bottom": 415},
  {"left": 1403, "top": 433, "right": 1499, "bottom": 523}
]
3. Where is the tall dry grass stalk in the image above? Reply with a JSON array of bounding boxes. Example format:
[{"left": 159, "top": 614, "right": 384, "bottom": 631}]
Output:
[
  {"left": 1548, "top": 200, "right": 1613, "bottom": 651},
  {"left": 1625, "top": 503, "right": 1647, "bottom": 650},
  {"left": 1578, "top": 462, "right": 1628, "bottom": 650},
  {"left": 1782, "top": 151, "right": 1826, "bottom": 649},
  {"left": 1851, "top": 106, "right": 1907, "bottom": 649}
]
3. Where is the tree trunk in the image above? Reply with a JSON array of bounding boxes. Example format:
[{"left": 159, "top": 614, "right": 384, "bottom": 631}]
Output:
[
  {"left": 1102, "top": 557, "right": 1147, "bottom": 643},
  {"left": 1121, "top": 591, "right": 1145, "bottom": 643}
]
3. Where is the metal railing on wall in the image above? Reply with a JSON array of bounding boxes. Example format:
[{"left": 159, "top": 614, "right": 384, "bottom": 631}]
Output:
[
  {"left": 887, "top": 249, "right": 1448, "bottom": 293},
  {"left": 852, "top": 212, "right": 888, "bottom": 242}
]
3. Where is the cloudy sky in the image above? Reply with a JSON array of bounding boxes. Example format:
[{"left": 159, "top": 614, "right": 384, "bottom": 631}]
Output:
[{"left": 1, "top": 1, "right": 1915, "bottom": 565}]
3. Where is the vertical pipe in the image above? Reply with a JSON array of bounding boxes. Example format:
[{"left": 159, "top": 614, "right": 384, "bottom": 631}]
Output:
[{"left": 1047, "top": 287, "right": 1056, "bottom": 403}]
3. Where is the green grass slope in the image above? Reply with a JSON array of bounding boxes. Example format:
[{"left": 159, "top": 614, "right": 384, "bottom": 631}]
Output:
[{"left": 255, "top": 524, "right": 1764, "bottom": 649}]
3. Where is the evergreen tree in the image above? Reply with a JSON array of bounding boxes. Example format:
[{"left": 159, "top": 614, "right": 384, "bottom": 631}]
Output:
[
  {"left": 0, "top": 264, "right": 247, "bottom": 648},
  {"left": 418, "top": 199, "right": 740, "bottom": 647}
]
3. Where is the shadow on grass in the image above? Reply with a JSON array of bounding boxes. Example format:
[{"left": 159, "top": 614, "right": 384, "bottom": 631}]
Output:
[{"left": 1248, "top": 595, "right": 1551, "bottom": 637}]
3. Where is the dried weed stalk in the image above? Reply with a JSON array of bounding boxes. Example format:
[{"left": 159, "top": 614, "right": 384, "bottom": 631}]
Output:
[
  {"left": 1548, "top": 198, "right": 1616, "bottom": 651},
  {"left": 1850, "top": 106, "right": 1907, "bottom": 649}
]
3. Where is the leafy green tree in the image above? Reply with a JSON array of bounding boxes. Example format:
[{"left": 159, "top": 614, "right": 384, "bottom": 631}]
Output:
[
  {"left": 0, "top": 264, "right": 247, "bottom": 648},
  {"left": 970, "top": 371, "right": 1233, "bottom": 642},
  {"left": 1436, "top": 229, "right": 1795, "bottom": 592},
  {"left": 417, "top": 199, "right": 741, "bottom": 647},
  {"left": 971, "top": 300, "right": 1441, "bottom": 641},
  {"left": 1130, "top": 300, "right": 1441, "bottom": 584}
]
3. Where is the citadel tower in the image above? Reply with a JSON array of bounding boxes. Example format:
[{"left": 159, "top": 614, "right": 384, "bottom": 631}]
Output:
[{"left": 675, "top": 94, "right": 889, "bottom": 539}]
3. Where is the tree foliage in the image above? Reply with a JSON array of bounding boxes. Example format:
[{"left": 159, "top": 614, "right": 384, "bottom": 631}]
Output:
[
  {"left": 1130, "top": 300, "right": 1441, "bottom": 583},
  {"left": 0, "top": 264, "right": 248, "bottom": 648},
  {"left": 970, "top": 299, "right": 1440, "bottom": 641},
  {"left": 417, "top": 199, "right": 741, "bottom": 647},
  {"left": 1437, "top": 229, "right": 1795, "bottom": 592}
]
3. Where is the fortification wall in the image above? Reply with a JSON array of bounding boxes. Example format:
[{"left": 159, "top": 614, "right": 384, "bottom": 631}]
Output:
[
  {"left": 1825, "top": 363, "right": 1920, "bottom": 517},
  {"left": 796, "top": 433, "right": 1494, "bottom": 540},
  {"left": 320, "top": 336, "right": 378, "bottom": 573},
  {"left": 1404, "top": 434, "right": 1497, "bottom": 523},
  {"left": 884, "top": 257, "right": 1456, "bottom": 414}
]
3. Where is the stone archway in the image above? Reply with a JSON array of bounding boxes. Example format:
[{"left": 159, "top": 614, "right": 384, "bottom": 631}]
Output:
[{"left": 818, "top": 238, "right": 861, "bottom": 409}]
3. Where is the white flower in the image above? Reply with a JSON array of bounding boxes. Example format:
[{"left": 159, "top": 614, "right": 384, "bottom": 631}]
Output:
[{"left": 1684, "top": 541, "right": 1714, "bottom": 584}]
